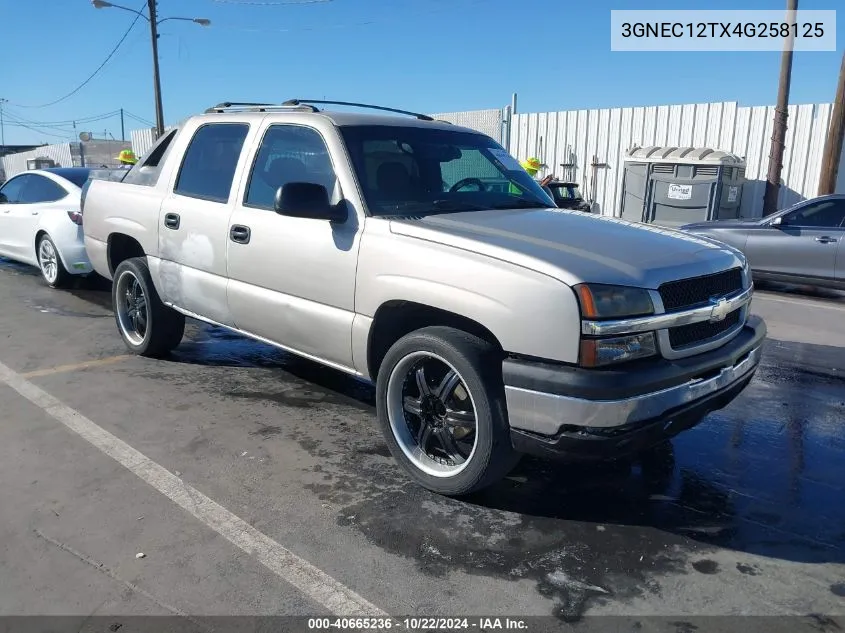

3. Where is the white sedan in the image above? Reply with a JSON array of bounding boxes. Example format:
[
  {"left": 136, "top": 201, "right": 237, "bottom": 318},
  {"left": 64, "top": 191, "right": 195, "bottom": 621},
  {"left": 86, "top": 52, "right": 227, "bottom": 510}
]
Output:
[{"left": 0, "top": 168, "right": 104, "bottom": 288}]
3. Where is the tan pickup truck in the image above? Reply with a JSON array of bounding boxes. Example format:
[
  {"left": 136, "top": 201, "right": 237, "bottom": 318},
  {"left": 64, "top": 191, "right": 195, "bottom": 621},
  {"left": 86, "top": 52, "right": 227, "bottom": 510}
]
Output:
[{"left": 81, "top": 100, "right": 766, "bottom": 496}]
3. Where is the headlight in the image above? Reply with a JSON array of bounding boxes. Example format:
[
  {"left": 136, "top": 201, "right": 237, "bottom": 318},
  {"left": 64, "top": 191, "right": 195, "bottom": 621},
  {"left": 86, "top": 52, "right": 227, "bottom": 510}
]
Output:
[
  {"left": 574, "top": 283, "right": 657, "bottom": 367},
  {"left": 580, "top": 333, "right": 657, "bottom": 367},
  {"left": 573, "top": 283, "right": 654, "bottom": 319}
]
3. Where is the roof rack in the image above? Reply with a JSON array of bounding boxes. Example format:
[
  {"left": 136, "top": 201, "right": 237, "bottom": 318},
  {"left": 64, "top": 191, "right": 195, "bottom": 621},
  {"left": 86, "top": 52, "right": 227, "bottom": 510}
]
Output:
[
  {"left": 282, "top": 99, "right": 434, "bottom": 121},
  {"left": 204, "top": 101, "right": 319, "bottom": 114}
]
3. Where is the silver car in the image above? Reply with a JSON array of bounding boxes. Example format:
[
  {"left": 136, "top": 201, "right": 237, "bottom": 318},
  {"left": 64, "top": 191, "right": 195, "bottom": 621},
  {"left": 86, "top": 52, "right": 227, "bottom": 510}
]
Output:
[{"left": 681, "top": 194, "right": 845, "bottom": 290}]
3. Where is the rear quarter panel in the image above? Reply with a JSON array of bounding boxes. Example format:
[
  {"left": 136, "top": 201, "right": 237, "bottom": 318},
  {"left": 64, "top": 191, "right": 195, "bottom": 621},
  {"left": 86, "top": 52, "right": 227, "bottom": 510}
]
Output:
[{"left": 82, "top": 179, "right": 164, "bottom": 278}]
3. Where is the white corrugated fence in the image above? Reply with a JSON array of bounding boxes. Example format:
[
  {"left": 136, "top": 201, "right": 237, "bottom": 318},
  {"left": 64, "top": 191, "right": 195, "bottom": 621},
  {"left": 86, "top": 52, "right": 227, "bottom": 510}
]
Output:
[
  {"left": 508, "top": 101, "right": 835, "bottom": 218},
  {"left": 1, "top": 144, "right": 74, "bottom": 180}
]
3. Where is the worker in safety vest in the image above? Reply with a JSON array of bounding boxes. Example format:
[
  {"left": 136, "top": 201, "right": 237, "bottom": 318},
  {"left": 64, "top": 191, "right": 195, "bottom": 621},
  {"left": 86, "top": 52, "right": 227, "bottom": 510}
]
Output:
[
  {"left": 116, "top": 149, "right": 138, "bottom": 169},
  {"left": 510, "top": 156, "right": 554, "bottom": 194}
]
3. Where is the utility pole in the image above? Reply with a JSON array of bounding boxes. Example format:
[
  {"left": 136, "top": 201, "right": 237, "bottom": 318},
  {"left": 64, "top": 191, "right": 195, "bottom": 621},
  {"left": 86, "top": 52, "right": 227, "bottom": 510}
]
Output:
[
  {"left": 763, "top": 0, "right": 798, "bottom": 216},
  {"left": 148, "top": 0, "right": 165, "bottom": 139},
  {"left": 0, "top": 98, "right": 7, "bottom": 147},
  {"left": 818, "top": 50, "right": 845, "bottom": 196},
  {"left": 120, "top": 108, "right": 126, "bottom": 142}
]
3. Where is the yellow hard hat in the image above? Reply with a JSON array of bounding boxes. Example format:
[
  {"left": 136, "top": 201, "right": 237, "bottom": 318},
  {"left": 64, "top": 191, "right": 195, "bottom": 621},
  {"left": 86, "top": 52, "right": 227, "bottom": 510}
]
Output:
[
  {"left": 520, "top": 157, "right": 543, "bottom": 173},
  {"left": 116, "top": 149, "right": 138, "bottom": 164}
]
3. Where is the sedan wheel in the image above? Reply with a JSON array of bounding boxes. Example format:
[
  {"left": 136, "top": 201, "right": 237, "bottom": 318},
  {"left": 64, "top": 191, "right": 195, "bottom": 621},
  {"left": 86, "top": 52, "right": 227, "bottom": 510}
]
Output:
[{"left": 37, "top": 235, "right": 70, "bottom": 288}]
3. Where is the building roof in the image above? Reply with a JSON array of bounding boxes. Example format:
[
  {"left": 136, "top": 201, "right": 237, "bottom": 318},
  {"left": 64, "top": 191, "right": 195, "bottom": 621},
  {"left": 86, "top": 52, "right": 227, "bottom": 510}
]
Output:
[{"left": 624, "top": 145, "right": 745, "bottom": 166}]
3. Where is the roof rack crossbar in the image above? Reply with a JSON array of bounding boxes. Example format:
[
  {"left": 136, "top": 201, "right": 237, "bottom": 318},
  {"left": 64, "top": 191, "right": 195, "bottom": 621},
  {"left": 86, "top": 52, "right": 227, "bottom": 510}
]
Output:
[
  {"left": 204, "top": 102, "right": 320, "bottom": 114},
  {"left": 282, "top": 99, "right": 434, "bottom": 121}
]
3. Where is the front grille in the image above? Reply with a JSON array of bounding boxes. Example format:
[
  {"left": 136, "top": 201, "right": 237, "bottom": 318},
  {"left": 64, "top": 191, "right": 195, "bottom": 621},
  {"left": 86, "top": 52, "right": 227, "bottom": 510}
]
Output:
[
  {"left": 668, "top": 309, "right": 741, "bottom": 349},
  {"left": 658, "top": 268, "right": 743, "bottom": 311}
]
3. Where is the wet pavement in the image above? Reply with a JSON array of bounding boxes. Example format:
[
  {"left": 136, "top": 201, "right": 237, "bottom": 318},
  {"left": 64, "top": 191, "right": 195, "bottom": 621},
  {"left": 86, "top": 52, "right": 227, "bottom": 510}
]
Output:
[{"left": 0, "top": 257, "right": 843, "bottom": 626}]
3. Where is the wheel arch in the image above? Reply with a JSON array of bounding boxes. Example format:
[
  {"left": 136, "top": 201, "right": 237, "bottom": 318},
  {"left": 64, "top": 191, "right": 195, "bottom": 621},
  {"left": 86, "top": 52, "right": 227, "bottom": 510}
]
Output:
[
  {"left": 107, "top": 233, "right": 146, "bottom": 276},
  {"left": 366, "top": 300, "right": 505, "bottom": 382}
]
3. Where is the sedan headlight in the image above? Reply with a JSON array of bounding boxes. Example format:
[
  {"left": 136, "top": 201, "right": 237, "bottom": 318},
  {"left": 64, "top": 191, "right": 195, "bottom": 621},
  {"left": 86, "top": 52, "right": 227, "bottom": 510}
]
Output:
[
  {"left": 574, "top": 283, "right": 657, "bottom": 367},
  {"left": 573, "top": 283, "right": 654, "bottom": 319}
]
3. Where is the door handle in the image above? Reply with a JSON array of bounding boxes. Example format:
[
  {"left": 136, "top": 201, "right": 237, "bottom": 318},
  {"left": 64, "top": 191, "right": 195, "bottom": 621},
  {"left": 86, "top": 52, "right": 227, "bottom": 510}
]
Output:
[
  {"left": 164, "top": 213, "right": 180, "bottom": 230},
  {"left": 229, "top": 224, "right": 251, "bottom": 244},
  {"left": 31, "top": 211, "right": 39, "bottom": 215},
  {"left": 815, "top": 236, "right": 837, "bottom": 244}
]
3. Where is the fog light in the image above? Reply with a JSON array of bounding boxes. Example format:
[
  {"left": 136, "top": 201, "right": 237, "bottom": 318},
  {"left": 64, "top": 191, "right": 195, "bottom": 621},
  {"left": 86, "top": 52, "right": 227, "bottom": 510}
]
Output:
[{"left": 580, "top": 332, "right": 657, "bottom": 367}]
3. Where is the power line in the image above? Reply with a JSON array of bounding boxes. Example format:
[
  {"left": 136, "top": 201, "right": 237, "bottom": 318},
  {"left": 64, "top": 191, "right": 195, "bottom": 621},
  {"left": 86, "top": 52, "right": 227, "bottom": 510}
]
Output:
[
  {"left": 10, "top": 2, "right": 147, "bottom": 109},
  {"left": 3, "top": 109, "right": 122, "bottom": 127},
  {"left": 211, "top": 0, "right": 331, "bottom": 5},
  {"left": 124, "top": 110, "right": 156, "bottom": 127},
  {"left": 6, "top": 119, "right": 77, "bottom": 140}
]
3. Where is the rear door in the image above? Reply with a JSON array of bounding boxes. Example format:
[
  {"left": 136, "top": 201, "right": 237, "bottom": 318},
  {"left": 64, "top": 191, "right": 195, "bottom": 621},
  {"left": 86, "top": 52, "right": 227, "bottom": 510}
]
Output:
[
  {"left": 157, "top": 121, "right": 253, "bottom": 326},
  {"left": 744, "top": 199, "right": 845, "bottom": 281}
]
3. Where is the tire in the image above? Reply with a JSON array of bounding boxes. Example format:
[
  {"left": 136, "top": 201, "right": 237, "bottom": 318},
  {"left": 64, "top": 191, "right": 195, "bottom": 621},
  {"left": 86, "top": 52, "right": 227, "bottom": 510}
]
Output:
[
  {"left": 376, "top": 326, "right": 519, "bottom": 496},
  {"left": 112, "top": 257, "right": 185, "bottom": 358},
  {"left": 37, "top": 234, "right": 71, "bottom": 289}
]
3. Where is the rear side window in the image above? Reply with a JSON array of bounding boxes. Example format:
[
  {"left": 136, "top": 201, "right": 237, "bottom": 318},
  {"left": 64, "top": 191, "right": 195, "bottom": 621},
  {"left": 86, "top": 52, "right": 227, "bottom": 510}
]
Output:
[
  {"left": 123, "top": 128, "right": 179, "bottom": 187},
  {"left": 174, "top": 123, "right": 250, "bottom": 203},
  {"left": 19, "top": 175, "right": 68, "bottom": 203}
]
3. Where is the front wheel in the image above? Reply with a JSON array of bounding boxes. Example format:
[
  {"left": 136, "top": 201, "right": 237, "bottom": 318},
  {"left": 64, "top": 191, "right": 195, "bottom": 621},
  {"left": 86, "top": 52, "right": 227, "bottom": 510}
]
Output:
[
  {"left": 37, "top": 234, "right": 70, "bottom": 288},
  {"left": 376, "top": 326, "right": 519, "bottom": 496},
  {"left": 112, "top": 257, "right": 185, "bottom": 358}
]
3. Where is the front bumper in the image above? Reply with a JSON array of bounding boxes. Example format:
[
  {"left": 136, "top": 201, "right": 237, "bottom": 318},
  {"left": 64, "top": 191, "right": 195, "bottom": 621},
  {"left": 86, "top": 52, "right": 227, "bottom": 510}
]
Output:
[{"left": 504, "top": 315, "right": 766, "bottom": 460}]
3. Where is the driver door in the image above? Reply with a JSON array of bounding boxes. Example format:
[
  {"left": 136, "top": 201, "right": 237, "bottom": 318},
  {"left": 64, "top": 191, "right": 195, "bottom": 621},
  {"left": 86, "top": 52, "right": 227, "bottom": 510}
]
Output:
[{"left": 745, "top": 199, "right": 845, "bottom": 281}]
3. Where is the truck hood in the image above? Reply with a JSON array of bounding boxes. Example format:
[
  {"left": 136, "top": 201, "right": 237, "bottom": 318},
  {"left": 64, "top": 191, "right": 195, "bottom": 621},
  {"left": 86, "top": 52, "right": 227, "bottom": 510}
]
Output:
[{"left": 389, "top": 208, "right": 745, "bottom": 289}]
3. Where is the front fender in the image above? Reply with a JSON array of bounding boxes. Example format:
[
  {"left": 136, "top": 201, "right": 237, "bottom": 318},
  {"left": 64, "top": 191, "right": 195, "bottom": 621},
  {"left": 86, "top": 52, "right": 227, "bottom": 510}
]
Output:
[{"left": 355, "top": 225, "right": 581, "bottom": 364}]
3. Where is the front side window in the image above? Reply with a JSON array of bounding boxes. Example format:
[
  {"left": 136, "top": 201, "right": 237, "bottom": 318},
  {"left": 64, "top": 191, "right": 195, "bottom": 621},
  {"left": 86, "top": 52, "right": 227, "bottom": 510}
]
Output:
[
  {"left": 784, "top": 199, "right": 845, "bottom": 228},
  {"left": 0, "top": 175, "right": 31, "bottom": 204},
  {"left": 245, "top": 124, "right": 338, "bottom": 209},
  {"left": 175, "top": 123, "right": 249, "bottom": 202},
  {"left": 19, "top": 175, "right": 68, "bottom": 203},
  {"left": 339, "top": 125, "right": 554, "bottom": 217}
]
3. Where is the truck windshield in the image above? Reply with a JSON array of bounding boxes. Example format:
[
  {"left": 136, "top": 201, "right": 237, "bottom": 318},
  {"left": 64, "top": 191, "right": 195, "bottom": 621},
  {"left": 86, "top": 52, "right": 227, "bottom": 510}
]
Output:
[{"left": 339, "top": 125, "right": 555, "bottom": 216}]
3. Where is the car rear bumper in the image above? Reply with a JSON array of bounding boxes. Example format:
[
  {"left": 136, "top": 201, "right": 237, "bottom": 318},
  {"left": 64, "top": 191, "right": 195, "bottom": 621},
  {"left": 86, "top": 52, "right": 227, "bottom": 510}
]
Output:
[
  {"left": 503, "top": 315, "right": 766, "bottom": 460},
  {"left": 59, "top": 241, "right": 94, "bottom": 275}
]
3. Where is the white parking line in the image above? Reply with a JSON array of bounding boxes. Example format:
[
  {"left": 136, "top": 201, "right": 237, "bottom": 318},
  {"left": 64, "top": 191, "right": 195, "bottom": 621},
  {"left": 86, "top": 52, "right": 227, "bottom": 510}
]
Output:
[
  {"left": 754, "top": 292, "right": 845, "bottom": 312},
  {"left": 0, "top": 359, "right": 387, "bottom": 618}
]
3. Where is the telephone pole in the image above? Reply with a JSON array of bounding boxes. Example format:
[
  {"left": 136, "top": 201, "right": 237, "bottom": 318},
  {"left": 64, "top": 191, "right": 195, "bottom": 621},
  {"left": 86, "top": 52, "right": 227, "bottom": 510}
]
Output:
[
  {"left": 147, "top": 0, "right": 165, "bottom": 139},
  {"left": 120, "top": 108, "right": 126, "bottom": 141},
  {"left": 763, "top": 0, "right": 798, "bottom": 216},
  {"left": 0, "top": 98, "right": 7, "bottom": 147},
  {"left": 818, "top": 50, "right": 845, "bottom": 196}
]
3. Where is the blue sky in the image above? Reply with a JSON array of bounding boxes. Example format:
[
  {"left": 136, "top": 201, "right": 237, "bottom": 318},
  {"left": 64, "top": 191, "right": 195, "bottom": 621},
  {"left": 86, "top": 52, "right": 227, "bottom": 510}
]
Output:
[{"left": 1, "top": 0, "right": 843, "bottom": 145}]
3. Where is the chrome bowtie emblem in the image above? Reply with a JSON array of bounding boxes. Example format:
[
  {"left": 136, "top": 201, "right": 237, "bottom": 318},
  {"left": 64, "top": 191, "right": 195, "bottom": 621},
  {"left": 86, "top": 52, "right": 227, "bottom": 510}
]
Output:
[{"left": 708, "top": 296, "right": 730, "bottom": 323}]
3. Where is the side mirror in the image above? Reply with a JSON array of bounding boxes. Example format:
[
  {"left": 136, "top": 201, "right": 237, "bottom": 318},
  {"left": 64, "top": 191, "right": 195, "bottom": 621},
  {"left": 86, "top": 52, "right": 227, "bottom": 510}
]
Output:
[
  {"left": 771, "top": 216, "right": 785, "bottom": 227},
  {"left": 274, "top": 182, "right": 346, "bottom": 223}
]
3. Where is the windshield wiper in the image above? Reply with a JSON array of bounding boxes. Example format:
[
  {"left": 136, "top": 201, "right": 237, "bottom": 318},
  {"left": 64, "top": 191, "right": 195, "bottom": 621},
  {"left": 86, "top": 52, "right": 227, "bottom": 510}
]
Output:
[
  {"left": 489, "top": 199, "right": 550, "bottom": 210},
  {"left": 382, "top": 200, "right": 489, "bottom": 216}
]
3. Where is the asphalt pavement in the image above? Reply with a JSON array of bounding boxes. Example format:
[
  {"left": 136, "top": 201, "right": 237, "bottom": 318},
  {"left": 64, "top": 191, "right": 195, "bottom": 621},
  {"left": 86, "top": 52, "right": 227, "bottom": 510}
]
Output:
[{"left": 0, "top": 257, "right": 843, "bottom": 632}]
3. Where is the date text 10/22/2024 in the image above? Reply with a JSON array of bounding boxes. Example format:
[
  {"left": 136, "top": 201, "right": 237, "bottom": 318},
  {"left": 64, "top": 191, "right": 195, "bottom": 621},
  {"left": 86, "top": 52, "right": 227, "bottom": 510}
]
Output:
[{"left": 307, "top": 617, "right": 529, "bottom": 631}]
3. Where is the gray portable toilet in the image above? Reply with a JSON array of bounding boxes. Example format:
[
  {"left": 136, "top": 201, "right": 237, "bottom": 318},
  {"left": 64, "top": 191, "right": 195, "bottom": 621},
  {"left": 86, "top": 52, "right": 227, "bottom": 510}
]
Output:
[{"left": 620, "top": 146, "right": 746, "bottom": 228}]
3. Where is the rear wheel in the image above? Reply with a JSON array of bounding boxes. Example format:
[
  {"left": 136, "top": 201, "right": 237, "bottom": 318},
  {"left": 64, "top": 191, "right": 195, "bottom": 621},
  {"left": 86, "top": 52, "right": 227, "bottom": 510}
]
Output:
[
  {"left": 37, "top": 234, "right": 70, "bottom": 289},
  {"left": 376, "top": 326, "right": 519, "bottom": 496},
  {"left": 112, "top": 257, "right": 185, "bottom": 358}
]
